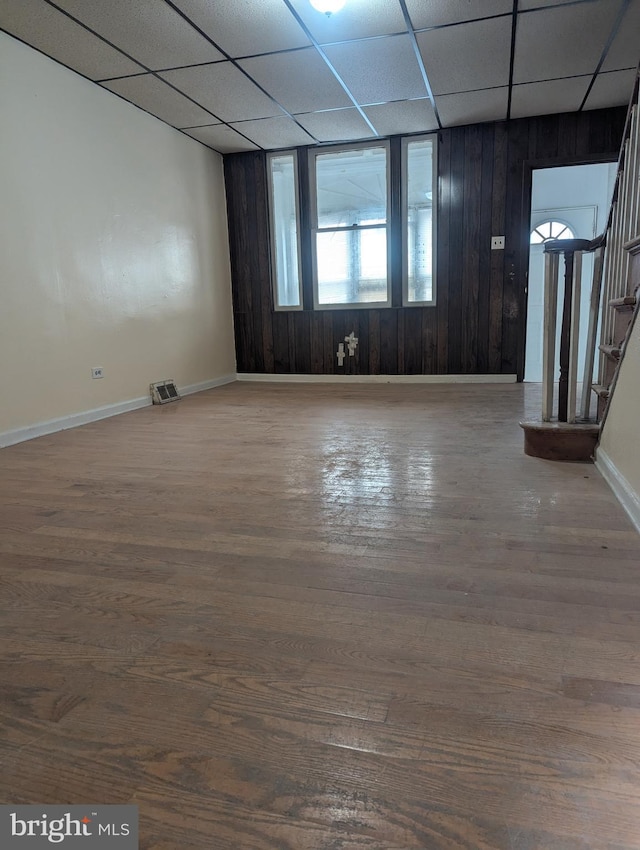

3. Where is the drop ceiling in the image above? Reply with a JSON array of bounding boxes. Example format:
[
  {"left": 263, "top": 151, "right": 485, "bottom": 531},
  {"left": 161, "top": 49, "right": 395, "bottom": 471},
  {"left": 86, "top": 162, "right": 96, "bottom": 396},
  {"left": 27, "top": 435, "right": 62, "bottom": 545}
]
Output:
[{"left": 1, "top": 0, "right": 638, "bottom": 155}]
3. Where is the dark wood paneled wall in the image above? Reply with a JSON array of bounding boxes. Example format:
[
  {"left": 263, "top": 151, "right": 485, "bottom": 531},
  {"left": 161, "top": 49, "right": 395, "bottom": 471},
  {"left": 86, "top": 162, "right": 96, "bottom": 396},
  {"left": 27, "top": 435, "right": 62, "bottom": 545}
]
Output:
[{"left": 224, "top": 107, "right": 625, "bottom": 379}]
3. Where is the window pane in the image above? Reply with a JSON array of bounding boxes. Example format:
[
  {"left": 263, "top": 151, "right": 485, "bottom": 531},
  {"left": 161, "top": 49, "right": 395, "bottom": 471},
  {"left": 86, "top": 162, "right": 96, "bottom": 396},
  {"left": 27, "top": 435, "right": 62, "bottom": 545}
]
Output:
[
  {"left": 317, "top": 229, "right": 349, "bottom": 299},
  {"left": 316, "top": 227, "right": 387, "bottom": 306},
  {"left": 315, "top": 146, "right": 387, "bottom": 229},
  {"left": 406, "top": 138, "right": 434, "bottom": 303},
  {"left": 269, "top": 154, "right": 301, "bottom": 308},
  {"left": 530, "top": 221, "right": 575, "bottom": 244},
  {"left": 360, "top": 227, "right": 387, "bottom": 281}
]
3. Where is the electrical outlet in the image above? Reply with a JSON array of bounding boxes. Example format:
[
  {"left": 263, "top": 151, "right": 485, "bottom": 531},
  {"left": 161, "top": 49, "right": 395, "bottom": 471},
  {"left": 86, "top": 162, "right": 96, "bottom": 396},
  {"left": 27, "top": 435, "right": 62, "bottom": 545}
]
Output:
[
  {"left": 91, "top": 367, "right": 104, "bottom": 379},
  {"left": 491, "top": 236, "right": 505, "bottom": 250}
]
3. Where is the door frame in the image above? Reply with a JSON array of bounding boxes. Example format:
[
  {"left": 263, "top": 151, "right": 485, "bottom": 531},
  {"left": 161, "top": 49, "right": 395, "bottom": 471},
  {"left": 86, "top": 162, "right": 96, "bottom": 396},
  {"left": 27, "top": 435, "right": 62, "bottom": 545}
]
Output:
[{"left": 517, "top": 153, "right": 617, "bottom": 382}]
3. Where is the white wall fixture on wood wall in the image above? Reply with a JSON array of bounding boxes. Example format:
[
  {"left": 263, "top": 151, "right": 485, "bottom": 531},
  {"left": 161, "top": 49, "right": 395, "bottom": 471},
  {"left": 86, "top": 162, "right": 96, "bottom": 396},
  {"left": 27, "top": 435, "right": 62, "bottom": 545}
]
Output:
[{"left": 345, "top": 331, "right": 358, "bottom": 356}]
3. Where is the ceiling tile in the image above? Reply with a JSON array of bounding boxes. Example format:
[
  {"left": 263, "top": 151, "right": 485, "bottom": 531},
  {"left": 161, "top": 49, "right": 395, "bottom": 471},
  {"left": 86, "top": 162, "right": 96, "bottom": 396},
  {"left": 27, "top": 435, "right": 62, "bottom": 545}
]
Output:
[
  {"left": 183, "top": 124, "right": 259, "bottom": 153},
  {"left": 0, "top": 0, "right": 143, "bottom": 80},
  {"left": 584, "top": 69, "right": 638, "bottom": 111},
  {"left": 170, "top": 0, "right": 309, "bottom": 57},
  {"left": 102, "top": 74, "right": 218, "bottom": 128},
  {"left": 416, "top": 17, "right": 512, "bottom": 95},
  {"left": 230, "top": 116, "right": 315, "bottom": 149},
  {"left": 602, "top": 0, "right": 640, "bottom": 72},
  {"left": 288, "top": 0, "right": 407, "bottom": 43},
  {"left": 5, "top": 0, "right": 630, "bottom": 146},
  {"left": 510, "top": 76, "right": 590, "bottom": 119},
  {"left": 435, "top": 87, "right": 508, "bottom": 126},
  {"left": 52, "top": 0, "right": 223, "bottom": 70},
  {"left": 295, "top": 108, "right": 375, "bottom": 143},
  {"left": 513, "top": 1, "right": 620, "bottom": 84},
  {"left": 239, "top": 48, "right": 352, "bottom": 114},
  {"left": 182, "top": 124, "right": 258, "bottom": 153},
  {"left": 161, "top": 62, "right": 284, "bottom": 122},
  {"left": 323, "top": 35, "right": 427, "bottom": 105},
  {"left": 406, "top": 0, "right": 512, "bottom": 29},
  {"left": 363, "top": 99, "right": 438, "bottom": 135}
]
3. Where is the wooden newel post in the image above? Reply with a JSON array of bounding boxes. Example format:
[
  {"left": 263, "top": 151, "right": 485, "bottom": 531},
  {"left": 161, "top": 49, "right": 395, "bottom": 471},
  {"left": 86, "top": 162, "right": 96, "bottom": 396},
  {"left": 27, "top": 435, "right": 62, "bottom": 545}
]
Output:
[
  {"left": 542, "top": 251, "right": 559, "bottom": 422},
  {"left": 558, "top": 249, "right": 574, "bottom": 422}
]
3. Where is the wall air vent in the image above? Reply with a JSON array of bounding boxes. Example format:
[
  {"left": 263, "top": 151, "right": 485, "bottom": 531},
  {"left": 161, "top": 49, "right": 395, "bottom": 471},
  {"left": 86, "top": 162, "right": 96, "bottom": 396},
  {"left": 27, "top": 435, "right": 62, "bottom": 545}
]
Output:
[{"left": 150, "top": 379, "right": 180, "bottom": 405}]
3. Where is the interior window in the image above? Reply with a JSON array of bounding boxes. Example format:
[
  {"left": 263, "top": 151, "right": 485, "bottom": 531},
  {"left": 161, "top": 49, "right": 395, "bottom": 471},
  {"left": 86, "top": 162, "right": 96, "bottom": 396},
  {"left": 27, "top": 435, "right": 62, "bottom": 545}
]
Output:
[
  {"left": 404, "top": 136, "right": 436, "bottom": 305},
  {"left": 310, "top": 143, "right": 390, "bottom": 309},
  {"left": 268, "top": 152, "right": 302, "bottom": 310}
]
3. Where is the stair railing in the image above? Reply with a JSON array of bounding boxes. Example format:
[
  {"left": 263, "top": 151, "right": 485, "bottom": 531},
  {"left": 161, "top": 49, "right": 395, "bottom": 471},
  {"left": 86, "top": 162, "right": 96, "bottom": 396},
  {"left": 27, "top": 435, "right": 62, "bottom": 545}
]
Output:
[
  {"left": 524, "top": 70, "right": 639, "bottom": 458},
  {"left": 541, "top": 238, "right": 602, "bottom": 424},
  {"left": 538, "top": 67, "right": 640, "bottom": 427},
  {"left": 595, "top": 70, "right": 640, "bottom": 394}
]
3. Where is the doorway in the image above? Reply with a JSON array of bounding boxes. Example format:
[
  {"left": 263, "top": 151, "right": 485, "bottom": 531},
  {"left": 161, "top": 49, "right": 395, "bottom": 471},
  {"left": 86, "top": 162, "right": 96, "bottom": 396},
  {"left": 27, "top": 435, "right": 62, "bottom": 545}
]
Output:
[{"left": 524, "top": 162, "right": 617, "bottom": 384}]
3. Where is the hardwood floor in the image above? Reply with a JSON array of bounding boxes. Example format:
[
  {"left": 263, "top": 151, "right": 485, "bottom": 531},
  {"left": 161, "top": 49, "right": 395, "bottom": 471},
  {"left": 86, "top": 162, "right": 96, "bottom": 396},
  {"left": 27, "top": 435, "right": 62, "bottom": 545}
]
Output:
[{"left": 1, "top": 382, "right": 640, "bottom": 849}]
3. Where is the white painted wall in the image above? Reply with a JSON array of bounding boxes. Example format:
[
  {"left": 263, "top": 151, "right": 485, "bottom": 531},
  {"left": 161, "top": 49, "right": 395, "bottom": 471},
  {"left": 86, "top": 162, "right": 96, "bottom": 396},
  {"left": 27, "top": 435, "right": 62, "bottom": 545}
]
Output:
[
  {"left": 0, "top": 34, "right": 236, "bottom": 442},
  {"left": 597, "top": 307, "right": 640, "bottom": 533},
  {"left": 525, "top": 162, "right": 617, "bottom": 384},
  {"left": 530, "top": 162, "right": 617, "bottom": 215}
]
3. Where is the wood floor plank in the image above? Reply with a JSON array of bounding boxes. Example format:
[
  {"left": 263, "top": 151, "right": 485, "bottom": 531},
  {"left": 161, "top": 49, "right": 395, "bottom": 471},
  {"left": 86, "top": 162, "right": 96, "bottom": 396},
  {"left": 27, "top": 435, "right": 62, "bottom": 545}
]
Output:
[{"left": 1, "top": 382, "right": 640, "bottom": 848}]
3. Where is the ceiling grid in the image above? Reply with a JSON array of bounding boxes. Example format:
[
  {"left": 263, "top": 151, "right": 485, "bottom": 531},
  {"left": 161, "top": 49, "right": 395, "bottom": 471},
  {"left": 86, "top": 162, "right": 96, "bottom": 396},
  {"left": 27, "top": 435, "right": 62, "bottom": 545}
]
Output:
[{"left": 0, "top": 0, "right": 636, "bottom": 154}]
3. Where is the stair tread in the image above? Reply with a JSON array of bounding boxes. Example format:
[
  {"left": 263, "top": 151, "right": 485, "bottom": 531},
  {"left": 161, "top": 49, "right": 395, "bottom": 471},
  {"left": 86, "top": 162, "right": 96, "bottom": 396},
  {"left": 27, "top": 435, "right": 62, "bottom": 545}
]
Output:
[
  {"left": 599, "top": 343, "right": 621, "bottom": 359},
  {"left": 591, "top": 384, "right": 610, "bottom": 398},
  {"left": 609, "top": 295, "right": 637, "bottom": 308},
  {"left": 520, "top": 420, "right": 599, "bottom": 432}
]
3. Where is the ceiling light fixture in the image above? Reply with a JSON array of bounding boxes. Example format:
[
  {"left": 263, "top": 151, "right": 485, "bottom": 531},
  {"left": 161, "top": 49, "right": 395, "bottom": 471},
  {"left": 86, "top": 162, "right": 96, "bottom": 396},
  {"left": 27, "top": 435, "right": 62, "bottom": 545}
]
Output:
[{"left": 309, "top": 0, "right": 346, "bottom": 17}]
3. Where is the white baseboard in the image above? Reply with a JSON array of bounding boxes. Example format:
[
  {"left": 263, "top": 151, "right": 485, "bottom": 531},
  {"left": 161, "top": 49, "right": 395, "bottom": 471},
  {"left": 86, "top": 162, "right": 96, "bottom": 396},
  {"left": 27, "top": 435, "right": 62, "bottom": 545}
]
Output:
[
  {"left": 0, "top": 374, "right": 236, "bottom": 449},
  {"left": 180, "top": 374, "right": 236, "bottom": 395},
  {"left": 0, "top": 396, "right": 150, "bottom": 448},
  {"left": 595, "top": 447, "right": 640, "bottom": 535},
  {"left": 236, "top": 373, "right": 517, "bottom": 384}
]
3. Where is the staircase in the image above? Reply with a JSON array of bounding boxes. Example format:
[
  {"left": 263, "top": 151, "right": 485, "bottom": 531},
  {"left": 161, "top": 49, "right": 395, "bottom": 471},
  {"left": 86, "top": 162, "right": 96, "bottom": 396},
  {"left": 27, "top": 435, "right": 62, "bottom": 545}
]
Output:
[
  {"left": 521, "top": 67, "right": 640, "bottom": 461},
  {"left": 595, "top": 287, "right": 638, "bottom": 421}
]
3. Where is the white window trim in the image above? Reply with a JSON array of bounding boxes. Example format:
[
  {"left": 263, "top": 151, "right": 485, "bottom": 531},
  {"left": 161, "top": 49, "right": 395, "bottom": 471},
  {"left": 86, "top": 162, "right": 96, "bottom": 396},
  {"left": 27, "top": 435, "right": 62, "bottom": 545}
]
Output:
[
  {"left": 309, "top": 140, "right": 392, "bottom": 311},
  {"left": 267, "top": 150, "right": 303, "bottom": 312},
  {"left": 401, "top": 134, "right": 438, "bottom": 307}
]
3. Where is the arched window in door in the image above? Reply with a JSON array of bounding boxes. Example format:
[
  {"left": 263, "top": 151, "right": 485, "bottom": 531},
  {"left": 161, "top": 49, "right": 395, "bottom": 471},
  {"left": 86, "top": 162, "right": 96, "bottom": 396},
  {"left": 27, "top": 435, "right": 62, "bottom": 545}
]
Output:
[{"left": 530, "top": 220, "right": 575, "bottom": 244}]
